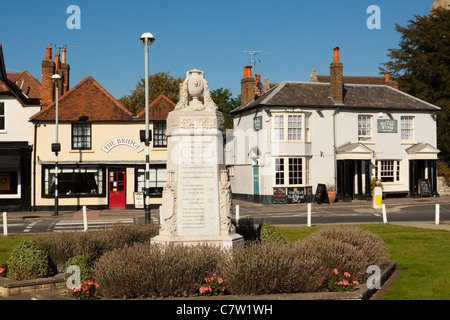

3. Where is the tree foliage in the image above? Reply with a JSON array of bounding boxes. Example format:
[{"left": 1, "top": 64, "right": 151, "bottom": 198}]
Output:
[
  {"left": 119, "top": 72, "right": 183, "bottom": 115},
  {"left": 120, "top": 72, "right": 239, "bottom": 129},
  {"left": 380, "top": 8, "right": 450, "bottom": 159},
  {"left": 209, "top": 88, "right": 240, "bottom": 129}
]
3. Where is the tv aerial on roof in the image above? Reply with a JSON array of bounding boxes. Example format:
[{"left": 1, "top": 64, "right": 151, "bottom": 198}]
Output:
[
  {"left": 48, "top": 43, "right": 82, "bottom": 52},
  {"left": 243, "top": 48, "right": 271, "bottom": 70}
]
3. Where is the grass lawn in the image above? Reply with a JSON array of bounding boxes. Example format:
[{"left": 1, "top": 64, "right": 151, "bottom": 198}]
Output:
[
  {"left": 1, "top": 224, "right": 450, "bottom": 299},
  {"left": 280, "top": 224, "right": 450, "bottom": 300}
]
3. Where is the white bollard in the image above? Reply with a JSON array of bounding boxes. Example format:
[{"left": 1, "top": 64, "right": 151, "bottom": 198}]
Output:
[
  {"left": 3, "top": 212, "right": 7, "bottom": 236},
  {"left": 307, "top": 203, "right": 312, "bottom": 227},
  {"left": 382, "top": 204, "right": 387, "bottom": 224},
  {"left": 235, "top": 205, "right": 240, "bottom": 225},
  {"left": 435, "top": 204, "right": 440, "bottom": 225},
  {"left": 83, "top": 206, "right": 88, "bottom": 231}
]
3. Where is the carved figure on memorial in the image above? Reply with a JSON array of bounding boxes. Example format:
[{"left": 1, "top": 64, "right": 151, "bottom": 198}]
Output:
[
  {"left": 219, "top": 170, "right": 233, "bottom": 234},
  {"left": 159, "top": 171, "right": 177, "bottom": 236}
]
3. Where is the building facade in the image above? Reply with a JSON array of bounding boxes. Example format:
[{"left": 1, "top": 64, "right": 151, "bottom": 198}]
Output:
[
  {"left": 227, "top": 47, "right": 440, "bottom": 204},
  {"left": 30, "top": 78, "right": 173, "bottom": 211},
  {"left": 30, "top": 47, "right": 173, "bottom": 211},
  {"left": 0, "top": 45, "right": 41, "bottom": 211}
]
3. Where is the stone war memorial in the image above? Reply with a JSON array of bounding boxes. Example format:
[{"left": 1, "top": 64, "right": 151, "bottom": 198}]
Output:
[{"left": 151, "top": 69, "right": 243, "bottom": 248}]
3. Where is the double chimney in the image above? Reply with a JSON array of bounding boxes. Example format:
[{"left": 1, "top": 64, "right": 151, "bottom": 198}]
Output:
[
  {"left": 240, "top": 65, "right": 267, "bottom": 106},
  {"left": 41, "top": 46, "right": 70, "bottom": 108}
]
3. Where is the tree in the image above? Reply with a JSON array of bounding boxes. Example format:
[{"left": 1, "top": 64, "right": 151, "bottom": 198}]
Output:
[
  {"left": 119, "top": 72, "right": 183, "bottom": 115},
  {"left": 209, "top": 88, "right": 240, "bottom": 129},
  {"left": 380, "top": 8, "right": 450, "bottom": 160}
]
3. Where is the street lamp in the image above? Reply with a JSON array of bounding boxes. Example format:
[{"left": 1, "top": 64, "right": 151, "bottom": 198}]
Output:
[
  {"left": 51, "top": 74, "right": 61, "bottom": 216},
  {"left": 140, "top": 32, "right": 155, "bottom": 223}
]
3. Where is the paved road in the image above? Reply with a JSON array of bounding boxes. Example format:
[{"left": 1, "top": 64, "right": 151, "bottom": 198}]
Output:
[
  {"left": 236, "top": 201, "right": 450, "bottom": 226},
  {"left": 1, "top": 217, "right": 137, "bottom": 235},
  {"left": 2, "top": 198, "right": 450, "bottom": 234}
]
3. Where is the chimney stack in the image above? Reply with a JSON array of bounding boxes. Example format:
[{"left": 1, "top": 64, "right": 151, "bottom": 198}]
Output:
[
  {"left": 384, "top": 72, "right": 399, "bottom": 89},
  {"left": 329, "top": 47, "right": 343, "bottom": 103},
  {"left": 60, "top": 47, "right": 70, "bottom": 95},
  {"left": 41, "top": 46, "right": 55, "bottom": 108},
  {"left": 240, "top": 65, "right": 255, "bottom": 106}
]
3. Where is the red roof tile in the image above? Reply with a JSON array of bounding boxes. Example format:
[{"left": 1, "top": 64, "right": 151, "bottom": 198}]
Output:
[
  {"left": 30, "top": 76, "right": 134, "bottom": 122},
  {"left": 137, "top": 94, "right": 175, "bottom": 121}
]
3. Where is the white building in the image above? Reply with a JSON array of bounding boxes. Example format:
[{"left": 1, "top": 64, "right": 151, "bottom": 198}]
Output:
[
  {"left": 0, "top": 45, "right": 41, "bottom": 211},
  {"left": 226, "top": 48, "right": 440, "bottom": 204}
]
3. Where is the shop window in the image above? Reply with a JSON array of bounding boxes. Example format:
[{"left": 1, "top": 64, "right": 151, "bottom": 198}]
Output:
[
  {"left": 136, "top": 167, "right": 166, "bottom": 197},
  {"left": 0, "top": 172, "right": 18, "bottom": 195},
  {"left": 0, "top": 102, "right": 5, "bottom": 131},
  {"left": 43, "top": 166, "right": 104, "bottom": 197},
  {"left": 275, "top": 157, "right": 310, "bottom": 186},
  {"left": 375, "top": 160, "right": 401, "bottom": 183},
  {"left": 275, "top": 158, "right": 285, "bottom": 185}
]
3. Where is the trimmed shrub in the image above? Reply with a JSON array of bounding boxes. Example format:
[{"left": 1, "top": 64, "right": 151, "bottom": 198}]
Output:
[
  {"left": 7, "top": 240, "right": 55, "bottom": 280},
  {"left": 33, "top": 223, "right": 159, "bottom": 272},
  {"left": 65, "top": 254, "right": 93, "bottom": 284},
  {"left": 235, "top": 217, "right": 259, "bottom": 241},
  {"left": 259, "top": 222, "right": 287, "bottom": 244},
  {"left": 93, "top": 243, "right": 223, "bottom": 298},
  {"left": 220, "top": 241, "right": 307, "bottom": 295}
]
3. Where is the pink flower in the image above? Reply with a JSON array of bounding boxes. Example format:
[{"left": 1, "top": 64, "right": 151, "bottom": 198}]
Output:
[
  {"left": 218, "top": 278, "right": 223, "bottom": 284},
  {"left": 343, "top": 281, "right": 349, "bottom": 285},
  {"left": 0, "top": 268, "right": 5, "bottom": 273},
  {"left": 344, "top": 272, "right": 351, "bottom": 278},
  {"left": 333, "top": 269, "right": 339, "bottom": 275},
  {"left": 353, "top": 281, "right": 359, "bottom": 285}
]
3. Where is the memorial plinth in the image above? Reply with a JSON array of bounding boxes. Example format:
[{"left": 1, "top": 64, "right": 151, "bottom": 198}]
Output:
[{"left": 151, "top": 69, "right": 243, "bottom": 249}]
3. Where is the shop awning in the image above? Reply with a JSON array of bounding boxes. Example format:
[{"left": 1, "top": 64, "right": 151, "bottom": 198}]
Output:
[{"left": 0, "top": 155, "right": 20, "bottom": 171}]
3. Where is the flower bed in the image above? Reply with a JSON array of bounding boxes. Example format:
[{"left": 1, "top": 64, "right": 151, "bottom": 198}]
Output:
[{"left": 0, "top": 224, "right": 393, "bottom": 300}]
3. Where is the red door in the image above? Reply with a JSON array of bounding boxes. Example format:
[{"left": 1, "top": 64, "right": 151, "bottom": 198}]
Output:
[{"left": 109, "top": 170, "right": 126, "bottom": 208}]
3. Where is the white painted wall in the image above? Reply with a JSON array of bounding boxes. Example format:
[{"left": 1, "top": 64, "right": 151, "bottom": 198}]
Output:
[
  {"left": 228, "top": 105, "right": 438, "bottom": 200},
  {"left": 0, "top": 97, "right": 40, "bottom": 142}
]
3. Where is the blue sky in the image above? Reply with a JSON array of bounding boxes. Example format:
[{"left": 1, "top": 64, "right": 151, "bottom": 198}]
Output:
[{"left": 0, "top": 0, "right": 435, "bottom": 100}]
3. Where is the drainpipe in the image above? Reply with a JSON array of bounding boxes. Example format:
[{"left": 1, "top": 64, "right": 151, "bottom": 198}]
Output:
[
  {"left": 333, "top": 107, "right": 339, "bottom": 189},
  {"left": 33, "top": 122, "right": 40, "bottom": 211}
]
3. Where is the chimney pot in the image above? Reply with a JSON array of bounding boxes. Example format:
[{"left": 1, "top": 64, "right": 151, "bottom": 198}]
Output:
[
  {"left": 54, "top": 53, "right": 60, "bottom": 70},
  {"left": 243, "top": 65, "right": 252, "bottom": 78},
  {"left": 333, "top": 47, "right": 340, "bottom": 62},
  {"left": 255, "top": 74, "right": 261, "bottom": 84},
  {"left": 385, "top": 73, "right": 390, "bottom": 82},
  {"left": 61, "top": 47, "right": 67, "bottom": 64},
  {"left": 45, "top": 46, "right": 52, "bottom": 60}
]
